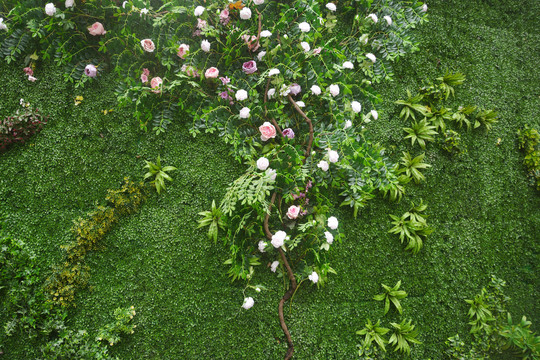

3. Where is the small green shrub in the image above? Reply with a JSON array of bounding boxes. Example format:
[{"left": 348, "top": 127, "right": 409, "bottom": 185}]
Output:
[
  {"left": 440, "top": 129, "right": 467, "bottom": 156},
  {"left": 0, "top": 220, "right": 67, "bottom": 340},
  {"left": 517, "top": 126, "right": 540, "bottom": 190},
  {"left": 41, "top": 306, "right": 137, "bottom": 359},
  {"left": 446, "top": 276, "right": 540, "bottom": 359},
  {"left": 388, "top": 319, "right": 422, "bottom": 355}
]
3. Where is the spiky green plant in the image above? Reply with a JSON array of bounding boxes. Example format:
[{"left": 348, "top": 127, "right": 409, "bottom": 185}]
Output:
[
  {"left": 374, "top": 280, "right": 408, "bottom": 315},
  {"left": 403, "top": 118, "right": 438, "bottom": 149},
  {"left": 198, "top": 200, "right": 227, "bottom": 243},
  {"left": 426, "top": 106, "right": 453, "bottom": 132},
  {"left": 143, "top": 155, "right": 177, "bottom": 194},
  {"left": 388, "top": 200, "right": 432, "bottom": 254},
  {"left": 389, "top": 319, "right": 422, "bottom": 354},
  {"left": 399, "top": 152, "right": 431, "bottom": 183},
  {"left": 451, "top": 105, "right": 477, "bottom": 130},
  {"left": 436, "top": 71, "right": 466, "bottom": 99},
  {"left": 356, "top": 319, "right": 390, "bottom": 352},
  {"left": 474, "top": 108, "right": 498, "bottom": 131},
  {"left": 395, "top": 90, "right": 427, "bottom": 122}
]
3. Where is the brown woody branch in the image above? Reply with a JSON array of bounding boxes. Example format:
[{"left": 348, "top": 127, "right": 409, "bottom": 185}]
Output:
[
  {"left": 287, "top": 95, "right": 314, "bottom": 162},
  {"left": 263, "top": 192, "right": 297, "bottom": 359},
  {"left": 264, "top": 78, "right": 284, "bottom": 137}
]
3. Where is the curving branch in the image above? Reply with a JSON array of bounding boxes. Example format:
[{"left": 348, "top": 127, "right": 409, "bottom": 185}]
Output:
[
  {"left": 287, "top": 95, "right": 314, "bottom": 161},
  {"left": 264, "top": 78, "right": 284, "bottom": 137},
  {"left": 263, "top": 192, "right": 297, "bottom": 359}
]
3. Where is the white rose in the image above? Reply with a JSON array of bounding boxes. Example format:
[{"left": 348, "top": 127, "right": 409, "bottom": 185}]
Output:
[
  {"left": 328, "top": 84, "right": 340, "bottom": 97},
  {"left": 201, "top": 39, "right": 211, "bottom": 52},
  {"left": 236, "top": 89, "right": 248, "bottom": 101},
  {"left": 239, "top": 107, "right": 250, "bottom": 118},
  {"left": 267, "top": 88, "right": 276, "bottom": 98},
  {"left": 260, "top": 30, "right": 272, "bottom": 37},
  {"left": 65, "top": 0, "right": 74, "bottom": 8},
  {"left": 256, "top": 157, "right": 269, "bottom": 171},
  {"left": 240, "top": 7, "right": 252, "bottom": 20},
  {"left": 317, "top": 160, "right": 329, "bottom": 172},
  {"left": 258, "top": 240, "right": 267, "bottom": 253},
  {"left": 422, "top": 3, "right": 428, "bottom": 12},
  {"left": 343, "top": 61, "right": 354, "bottom": 69},
  {"left": 308, "top": 271, "right": 319, "bottom": 283},
  {"left": 344, "top": 120, "right": 352, "bottom": 129},
  {"left": 271, "top": 230, "right": 287, "bottom": 248},
  {"left": 384, "top": 15, "right": 392, "bottom": 25},
  {"left": 298, "top": 22, "right": 310, "bottom": 32},
  {"left": 194, "top": 6, "right": 205, "bottom": 17},
  {"left": 296, "top": 101, "right": 305, "bottom": 108},
  {"left": 367, "top": 13, "right": 378, "bottom": 23},
  {"left": 266, "top": 168, "right": 277, "bottom": 181},
  {"left": 328, "top": 150, "right": 339, "bottom": 163},
  {"left": 300, "top": 41, "right": 310, "bottom": 52},
  {"left": 45, "top": 3, "right": 56, "bottom": 16},
  {"left": 0, "top": 18, "right": 7, "bottom": 31},
  {"left": 279, "top": 84, "right": 290, "bottom": 97},
  {"left": 351, "top": 101, "right": 362, "bottom": 113},
  {"left": 310, "top": 85, "right": 321, "bottom": 95},
  {"left": 324, "top": 231, "right": 334, "bottom": 244},
  {"left": 257, "top": 51, "right": 266, "bottom": 60},
  {"left": 268, "top": 68, "right": 280, "bottom": 76},
  {"left": 327, "top": 216, "right": 338, "bottom": 230},
  {"left": 366, "top": 53, "right": 377, "bottom": 63},
  {"left": 270, "top": 260, "right": 280, "bottom": 272},
  {"left": 326, "top": 3, "right": 336, "bottom": 11},
  {"left": 370, "top": 109, "right": 379, "bottom": 120},
  {"left": 242, "top": 297, "right": 254, "bottom": 310},
  {"left": 254, "top": 0, "right": 264, "bottom": 5}
]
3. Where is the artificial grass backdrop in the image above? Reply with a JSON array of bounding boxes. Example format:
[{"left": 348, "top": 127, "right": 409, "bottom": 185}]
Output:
[{"left": 0, "top": 0, "right": 538, "bottom": 358}]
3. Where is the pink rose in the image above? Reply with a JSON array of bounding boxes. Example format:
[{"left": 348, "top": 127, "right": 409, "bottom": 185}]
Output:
[
  {"left": 150, "top": 77, "right": 162, "bottom": 93},
  {"left": 177, "top": 44, "right": 190, "bottom": 59},
  {"left": 259, "top": 122, "right": 276, "bottom": 141},
  {"left": 242, "top": 60, "right": 257, "bottom": 74},
  {"left": 286, "top": 205, "right": 300, "bottom": 219},
  {"left": 140, "top": 39, "right": 155, "bottom": 52},
  {"left": 205, "top": 67, "right": 219, "bottom": 79},
  {"left": 313, "top": 47, "right": 322, "bottom": 55},
  {"left": 142, "top": 68, "right": 150, "bottom": 77},
  {"left": 84, "top": 64, "right": 97, "bottom": 77},
  {"left": 23, "top": 67, "right": 33, "bottom": 76},
  {"left": 140, "top": 74, "right": 148, "bottom": 83},
  {"left": 220, "top": 9, "right": 230, "bottom": 25},
  {"left": 88, "top": 22, "right": 106, "bottom": 36}
]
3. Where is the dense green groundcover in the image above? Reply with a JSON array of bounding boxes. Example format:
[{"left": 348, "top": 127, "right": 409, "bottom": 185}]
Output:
[{"left": 0, "top": 0, "right": 539, "bottom": 358}]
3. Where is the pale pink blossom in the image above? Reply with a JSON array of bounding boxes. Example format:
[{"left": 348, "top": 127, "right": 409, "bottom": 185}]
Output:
[
  {"left": 257, "top": 157, "right": 269, "bottom": 171},
  {"left": 88, "top": 22, "right": 106, "bottom": 36},
  {"left": 287, "top": 205, "right": 301, "bottom": 219},
  {"left": 271, "top": 231, "right": 287, "bottom": 248},
  {"left": 205, "top": 67, "right": 219, "bottom": 78},
  {"left": 271, "top": 261, "right": 279, "bottom": 272},
  {"left": 150, "top": 77, "right": 162, "bottom": 93},
  {"left": 177, "top": 44, "right": 190, "bottom": 59},
  {"left": 259, "top": 122, "right": 276, "bottom": 141},
  {"left": 140, "top": 39, "right": 155, "bottom": 52}
]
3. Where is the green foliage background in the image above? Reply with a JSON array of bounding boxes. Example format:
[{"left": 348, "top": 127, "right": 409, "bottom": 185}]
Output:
[{"left": 0, "top": 0, "right": 538, "bottom": 358}]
